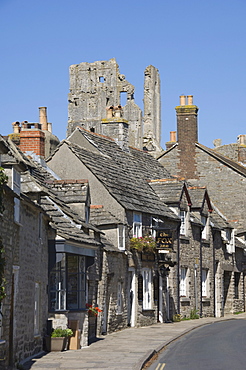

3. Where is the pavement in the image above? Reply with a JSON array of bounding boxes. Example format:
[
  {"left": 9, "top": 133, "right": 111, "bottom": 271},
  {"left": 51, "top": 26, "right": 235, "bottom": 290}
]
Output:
[{"left": 21, "top": 312, "right": 246, "bottom": 370}]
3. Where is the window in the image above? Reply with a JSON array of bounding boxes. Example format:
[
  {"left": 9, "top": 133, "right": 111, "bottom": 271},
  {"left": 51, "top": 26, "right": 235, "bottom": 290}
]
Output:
[
  {"left": 180, "top": 267, "right": 188, "bottom": 297},
  {"left": 202, "top": 269, "right": 208, "bottom": 297},
  {"left": 12, "top": 168, "right": 21, "bottom": 223},
  {"left": 133, "top": 212, "right": 142, "bottom": 238},
  {"left": 118, "top": 224, "right": 125, "bottom": 250},
  {"left": 180, "top": 211, "right": 187, "bottom": 235},
  {"left": 12, "top": 168, "right": 20, "bottom": 195},
  {"left": 201, "top": 216, "right": 208, "bottom": 240},
  {"left": 222, "top": 229, "right": 235, "bottom": 254},
  {"left": 99, "top": 76, "right": 105, "bottom": 82},
  {"left": 142, "top": 268, "right": 152, "bottom": 310},
  {"left": 117, "top": 282, "right": 123, "bottom": 314},
  {"left": 67, "top": 255, "right": 86, "bottom": 309},
  {"left": 49, "top": 253, "right": 86, "bottom": 311},
  {"left": 34, "top": 283, "right": 40, "bottom": 335}
]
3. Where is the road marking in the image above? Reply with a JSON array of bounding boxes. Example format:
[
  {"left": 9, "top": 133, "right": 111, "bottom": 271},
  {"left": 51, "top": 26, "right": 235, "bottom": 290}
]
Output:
[{"left": 155, "top": 363, "right": 166, "bottom": 370}]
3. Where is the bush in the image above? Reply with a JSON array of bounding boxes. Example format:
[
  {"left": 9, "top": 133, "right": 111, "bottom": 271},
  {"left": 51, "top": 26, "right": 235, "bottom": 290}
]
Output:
[
  {"left": 190, "top": 308, "right": 199, "bottom": 319},
  {"left": 51, "top": 328, "right": 73, "bottom": 337}
]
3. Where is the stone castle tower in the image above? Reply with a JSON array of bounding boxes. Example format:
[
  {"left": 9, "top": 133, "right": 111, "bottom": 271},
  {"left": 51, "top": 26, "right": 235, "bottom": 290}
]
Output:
[{"left": 67, "top": 58, "right": 163, "bottom": 156}]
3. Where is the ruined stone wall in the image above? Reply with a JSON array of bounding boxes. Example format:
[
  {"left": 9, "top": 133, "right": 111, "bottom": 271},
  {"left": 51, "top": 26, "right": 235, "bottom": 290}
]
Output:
[
  {"left": 143, "top": 65, "right": 161, "bottom": 144},
  {"left": 67, "top": 59, "right": 162, "bottom": 152}
]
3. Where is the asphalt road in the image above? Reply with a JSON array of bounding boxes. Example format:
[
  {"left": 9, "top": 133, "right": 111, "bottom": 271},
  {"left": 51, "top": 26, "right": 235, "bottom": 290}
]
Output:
[{"left": 148, "top": 319, "right": 246, "bottom": 370}]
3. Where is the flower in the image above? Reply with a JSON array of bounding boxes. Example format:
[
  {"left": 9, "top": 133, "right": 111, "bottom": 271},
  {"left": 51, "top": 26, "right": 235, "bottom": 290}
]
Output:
[
  {"left": 130, "top": 235, "right": 156, "bottom": 253},
  {"left": 86, "top": 303, "right": 102, "bottom": 316}
]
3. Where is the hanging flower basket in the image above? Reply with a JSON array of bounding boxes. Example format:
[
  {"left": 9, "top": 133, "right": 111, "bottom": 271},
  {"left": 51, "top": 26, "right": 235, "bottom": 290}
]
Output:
[
  {"left": 130, "top": 236, "right": 156, "bottom": 253},
  {"left": 86, "top": 303, "right": 102, "bottom": 317}
]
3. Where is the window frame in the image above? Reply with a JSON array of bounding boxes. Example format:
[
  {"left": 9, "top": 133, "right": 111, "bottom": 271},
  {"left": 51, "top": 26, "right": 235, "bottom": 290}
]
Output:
[
  {"left": 180, "top": 267, "right": 188, "bottom": 297},
  {"left": 49, "top": 253, "right": 87, "bottom": 312},
  {"left": 142, "top": 268, "right": 152, "bottom": 310},
  {"left": 117, "top": 224, "right": 125, "bottom": 250},
  {"left": 180, "top": 210, "right": 187, "bottom": 236},
  {"left": 201, "top": 215, "right": 208, "bottom": 240},
  {"left": 133, "top": 212, "right": 142, "bottom": 238},
  {"left": 202, "top": 269, "right": 209, "bottom": 297}
]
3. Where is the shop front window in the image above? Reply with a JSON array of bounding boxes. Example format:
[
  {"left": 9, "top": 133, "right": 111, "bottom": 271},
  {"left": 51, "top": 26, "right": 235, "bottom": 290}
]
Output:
[{"left": 49, "top": 253, "right": 86, "bottom": 311}]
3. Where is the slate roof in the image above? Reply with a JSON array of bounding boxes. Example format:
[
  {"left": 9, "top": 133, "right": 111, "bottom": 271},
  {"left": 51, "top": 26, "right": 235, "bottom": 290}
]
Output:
[
  {"left": 196, "top": 143, "right": 246, "bottom": 177},
  {"left": 90, "top": 205, "right": 123, "bottom": 226},
  {"left": 149, "top": 179, "right": 188, "bottom": 204},
  {"left": 157, "top": 141, "right": 246, "bottom": 178},
  {"left": 52, "top": 128, "right": 179, "bottom": 221},
  {"left": 187, "top": 186, "right": 212, "bottom": 211}
]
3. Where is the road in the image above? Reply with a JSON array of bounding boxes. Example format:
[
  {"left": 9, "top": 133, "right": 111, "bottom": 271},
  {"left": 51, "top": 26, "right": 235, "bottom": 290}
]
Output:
[{"left": 148, "top": 319, "right": 246, "bottom": 370}]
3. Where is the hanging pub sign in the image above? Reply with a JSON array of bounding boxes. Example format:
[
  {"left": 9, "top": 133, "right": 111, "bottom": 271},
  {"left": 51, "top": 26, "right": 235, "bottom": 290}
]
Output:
[{"left": 156, "top": 230, "right": 173, "bottom": 250}]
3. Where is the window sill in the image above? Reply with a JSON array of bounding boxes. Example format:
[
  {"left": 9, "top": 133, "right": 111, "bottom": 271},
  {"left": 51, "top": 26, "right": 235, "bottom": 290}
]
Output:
[
  {"left": 180, "top": 235, "right": 190, "bottom": 243},
  {"left": 142, "top": 308, "right": 155, "bottom": 312},
  {"left": 202, "top": 297, "right": 210, "bottom": 303},
  {"left": 202, "top": 239, "right": 210, "bottom": 245},
  {"left": 14, "top": 221, "right": 22, "bottom": 227},
  {"left": 0, "top": 340, "right": 6, "bottom": 345},
  {"left": 34, "top": 334, "right": 41, "bottom": 339},
  {"left": 180, "top": 297, "right": 190, "bottom": 303}
]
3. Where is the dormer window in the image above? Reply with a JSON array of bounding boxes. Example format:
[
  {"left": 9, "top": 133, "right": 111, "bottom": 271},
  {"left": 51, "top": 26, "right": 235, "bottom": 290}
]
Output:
[
  {"left": 12, "top": 168, "right": 21, "bottom": 223},
  {"left": 201, "top": 215, "right": 208, "bottom": 240},
  {"left": 180, "top": 211, "right": 187, "bottom": 236},
  {"left": 221, "top": 228, "right": 235, "bottom": 253},
  {"left": 12, "top": 168, "right": 20, "bottom": 195},
  {"left": 118, "top": 224, "right": 125, "bottom": 250},
  {"left": 133, "top": 212, "right": 142, "bottom": 238}
]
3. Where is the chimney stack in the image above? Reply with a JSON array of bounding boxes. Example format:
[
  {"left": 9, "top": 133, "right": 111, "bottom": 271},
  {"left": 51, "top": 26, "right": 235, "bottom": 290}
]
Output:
[
  {"left": 175, "top": 95, "right": 199, "bottom": 179},
  {"left": 19, "top": 121, "right": 45, "bottom": 158},
  {"left": 165, "top": 131, "right": 177, "bottom": 150},
  {"left": 39, "top": 107, "right": 48, "bottom": 131}
]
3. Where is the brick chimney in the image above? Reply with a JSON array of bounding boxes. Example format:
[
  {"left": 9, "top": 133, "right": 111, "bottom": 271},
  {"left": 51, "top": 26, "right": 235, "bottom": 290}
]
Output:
[
  {"left": 175, "top": 95, "right": 199, "bottom": 179},
  {"left": 19, "top": 121, "right": 45, "bottom": 158}
]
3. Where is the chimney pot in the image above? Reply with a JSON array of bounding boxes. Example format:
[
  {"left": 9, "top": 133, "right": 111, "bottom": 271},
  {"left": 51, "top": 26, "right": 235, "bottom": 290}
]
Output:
[
  {"left": 187, "top": 95, "right": 193, "bottom": 105},
  {"left": 12, "top": 121, "right": 20, "bottom": 134},
  {"left": 180, "top": 95, "right": 186, "bottom": 106},
  {"left": 170, "top": 131, "right": 176, "bottom": 142},
  {"left": 39, "top": 107, "right": 48, "bottom": 131}
]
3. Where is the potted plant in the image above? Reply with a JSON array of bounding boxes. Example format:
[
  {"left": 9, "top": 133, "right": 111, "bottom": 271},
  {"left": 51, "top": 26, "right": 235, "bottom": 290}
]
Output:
[{"left": 47, "top": 328, "right": 73, "bottom": 352}]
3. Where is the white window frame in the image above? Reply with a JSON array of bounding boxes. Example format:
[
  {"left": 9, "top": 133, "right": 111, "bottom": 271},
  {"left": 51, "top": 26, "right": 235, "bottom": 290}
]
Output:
[
  {"left": 117, "top": 281, "right": 123, "bottom": 314},
  {"left": 133, "top": 212, "right": 142, "bottom": 238},
  {"left": 117, "top": 224, "right": 125, "bottom": 250},
  {"left": 180, "top": 210, "right": 187, "bottom": 236},
  {"left": 202, "top": 269, "right": 208, "bottom": 297},
  {"left": 142, "top": 268, "right": 152, "bottom": 310},
  {"left": 201, "top": 216, "right": 208, "bottom": 240},
  {"left": 180, "top": 267, "right": 188, "bottom": 297},
  {"left": 12, "top": 168, "right": 20, "bottom": 195},
  {"left": 34, "top": 282, "right": 40, "bottom": 336}
]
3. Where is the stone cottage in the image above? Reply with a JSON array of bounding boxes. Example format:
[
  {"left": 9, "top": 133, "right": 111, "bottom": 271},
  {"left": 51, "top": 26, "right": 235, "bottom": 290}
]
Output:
[
  {"left": 158, "top": 95, "right": 246, "bottom": 313},
  {"left": 46, "top": 123, "right": 181, "bottom": 328}
]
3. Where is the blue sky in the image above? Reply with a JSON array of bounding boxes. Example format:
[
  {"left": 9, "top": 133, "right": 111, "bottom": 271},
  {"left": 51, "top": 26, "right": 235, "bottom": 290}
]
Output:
[{"left": 0, "top": 0, "right": 245, "bottom": 148}]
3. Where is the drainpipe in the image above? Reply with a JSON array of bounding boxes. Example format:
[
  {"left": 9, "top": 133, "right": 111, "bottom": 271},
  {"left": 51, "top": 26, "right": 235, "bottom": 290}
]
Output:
[
  {"left": 200, "top": 228, "right": 203, "bottom": 317},
  {"left": 177, "top": 225, "right": 180, "bottom": 315}
]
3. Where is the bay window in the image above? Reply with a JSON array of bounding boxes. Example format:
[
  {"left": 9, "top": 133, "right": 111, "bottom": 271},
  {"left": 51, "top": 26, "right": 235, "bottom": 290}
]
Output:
[{"left": 49, "top": 253, "right": 86, "bottom": 311}]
